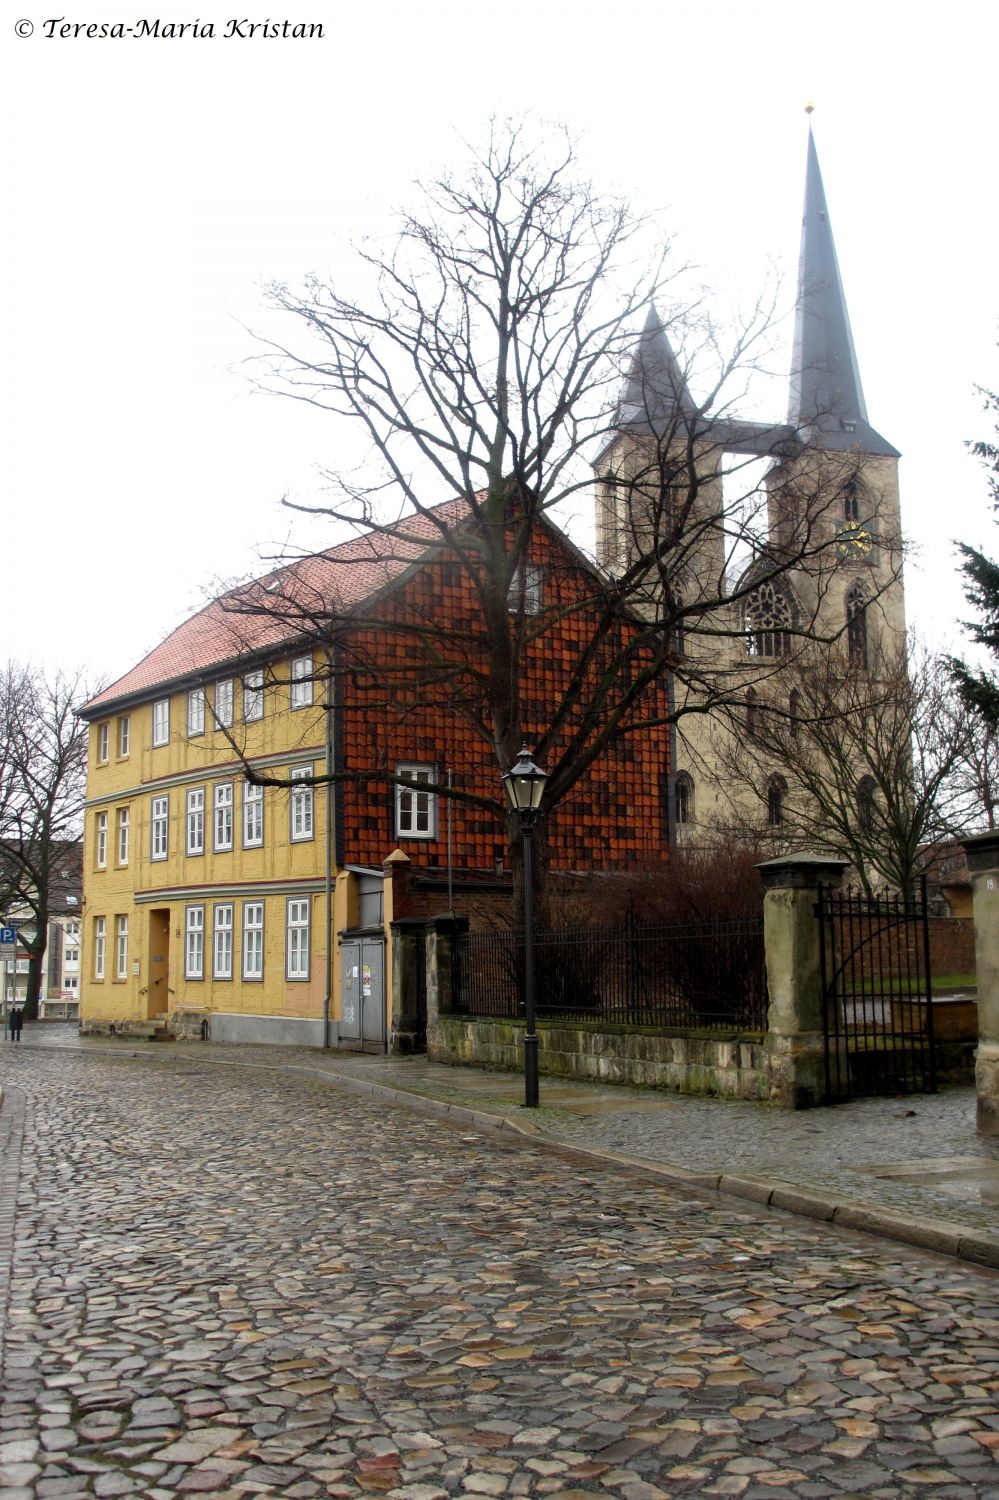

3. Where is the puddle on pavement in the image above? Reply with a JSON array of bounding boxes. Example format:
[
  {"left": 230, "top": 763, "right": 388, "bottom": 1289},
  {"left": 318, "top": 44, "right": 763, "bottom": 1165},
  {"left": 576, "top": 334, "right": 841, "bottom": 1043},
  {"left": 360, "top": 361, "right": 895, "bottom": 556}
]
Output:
[
  {"left": 866, "top": 1155, "right": 999, "bottom": 1205},
  {"left": 376, "top": 1069, "right": 671, "bottom": 1111},
  {"left": 529, "top": 1090, "right": 677, "bottom": 1113}
]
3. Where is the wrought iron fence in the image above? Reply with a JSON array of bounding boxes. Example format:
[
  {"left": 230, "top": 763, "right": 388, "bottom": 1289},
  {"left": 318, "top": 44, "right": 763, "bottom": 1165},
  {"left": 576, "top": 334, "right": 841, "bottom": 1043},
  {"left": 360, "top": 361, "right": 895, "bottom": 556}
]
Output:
[
  {"left": 817, "top": 878, "right": 936, "bottom": 1100},
  {"left": 451, "top": 911, "right": 767, "bottom": 1031}
]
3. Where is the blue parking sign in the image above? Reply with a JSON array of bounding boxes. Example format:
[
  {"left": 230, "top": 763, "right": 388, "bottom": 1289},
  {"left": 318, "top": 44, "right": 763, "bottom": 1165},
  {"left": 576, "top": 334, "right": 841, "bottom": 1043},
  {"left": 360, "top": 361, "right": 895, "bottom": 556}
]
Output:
[{"left": 0, "top": 926, "right": 16, "bottom": 946}]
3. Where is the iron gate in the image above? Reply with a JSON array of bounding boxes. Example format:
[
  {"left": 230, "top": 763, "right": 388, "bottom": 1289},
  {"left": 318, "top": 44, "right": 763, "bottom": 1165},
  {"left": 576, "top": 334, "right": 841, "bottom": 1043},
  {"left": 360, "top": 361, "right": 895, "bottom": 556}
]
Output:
[{"left": 817, "top": 877, "right": 937, "bottom": 1101}]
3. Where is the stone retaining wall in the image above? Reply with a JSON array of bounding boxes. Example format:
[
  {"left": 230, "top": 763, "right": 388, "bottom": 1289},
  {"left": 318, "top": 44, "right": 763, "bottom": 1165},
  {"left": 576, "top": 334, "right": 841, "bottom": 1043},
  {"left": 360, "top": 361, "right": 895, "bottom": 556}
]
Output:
[
  {"left": 430, "top": 1016, "right": 771, "bottom": 1100},
  {"left": 80, "top": 1020, "right": 171, "bottom": 1042}
]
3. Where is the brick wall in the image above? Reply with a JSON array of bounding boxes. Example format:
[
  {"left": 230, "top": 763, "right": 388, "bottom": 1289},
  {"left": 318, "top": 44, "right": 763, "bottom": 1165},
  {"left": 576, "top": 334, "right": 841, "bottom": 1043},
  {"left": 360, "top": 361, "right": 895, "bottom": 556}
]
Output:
[
  {"left": 342, "top": 528, "right": 670, "bottom": 876},
  {"left": 928, "top": 917, "right": 976, "bottom": 980},
  {"left": 833, "top": 915, "right": 976, "bottom": 983}
]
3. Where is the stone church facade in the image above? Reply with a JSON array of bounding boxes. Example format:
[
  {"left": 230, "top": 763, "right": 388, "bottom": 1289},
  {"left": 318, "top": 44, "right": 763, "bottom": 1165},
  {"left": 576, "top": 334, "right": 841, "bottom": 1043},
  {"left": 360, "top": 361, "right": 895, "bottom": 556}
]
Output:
[{"left": 595, "top": 127, "right": 907, "bottom": 853}]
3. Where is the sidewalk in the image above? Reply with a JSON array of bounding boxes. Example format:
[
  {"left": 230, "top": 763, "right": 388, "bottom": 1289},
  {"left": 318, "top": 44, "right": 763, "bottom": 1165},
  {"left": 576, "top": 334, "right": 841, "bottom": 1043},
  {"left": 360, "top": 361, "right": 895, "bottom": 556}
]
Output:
[{"left": 7, "top": 1023, "right": 999, "bottom": 1270}]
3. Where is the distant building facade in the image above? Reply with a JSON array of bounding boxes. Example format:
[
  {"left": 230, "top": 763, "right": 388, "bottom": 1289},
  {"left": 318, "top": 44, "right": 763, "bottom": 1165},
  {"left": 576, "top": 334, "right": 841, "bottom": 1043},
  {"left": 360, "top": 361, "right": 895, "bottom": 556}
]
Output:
[
  {"left": 78, "top": 514, "right": 669, "bottom": 1050},
  {"left": 2, "top": 843, "right": 83, "bottom": 1021}
]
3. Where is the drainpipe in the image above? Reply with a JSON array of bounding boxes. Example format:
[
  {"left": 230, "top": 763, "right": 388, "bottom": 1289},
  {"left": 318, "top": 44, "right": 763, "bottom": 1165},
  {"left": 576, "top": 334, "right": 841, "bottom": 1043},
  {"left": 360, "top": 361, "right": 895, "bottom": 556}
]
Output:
[
  {"left": 323, "top": 654, "right": 334, "bottom": 1049},
  {"left": 446, "top": 767, "right": 454, "bottom": 912},
  {"left": 665, "top": 671, "right": 678, "bottom": 849}
]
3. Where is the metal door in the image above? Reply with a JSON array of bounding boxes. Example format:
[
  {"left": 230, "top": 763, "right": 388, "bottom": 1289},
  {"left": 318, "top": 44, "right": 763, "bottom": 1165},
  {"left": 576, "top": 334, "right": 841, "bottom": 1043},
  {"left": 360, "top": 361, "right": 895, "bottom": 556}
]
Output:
[
  {"left": 340, "top": 940, "right": 361, "bottom": 1047},
  {"left": 339, "top": 936, "right": 386, "bottom": 1052},
  {"left": 360, "top": 939, "right": 386, "bottom": 1050}
]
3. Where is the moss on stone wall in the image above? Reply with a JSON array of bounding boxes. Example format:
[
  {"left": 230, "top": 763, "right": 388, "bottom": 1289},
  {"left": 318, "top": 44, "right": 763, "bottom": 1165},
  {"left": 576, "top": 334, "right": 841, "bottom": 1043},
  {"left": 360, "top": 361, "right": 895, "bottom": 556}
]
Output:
[{"left": 428, "top": 1017, "right": 772, "bottom": 1100}]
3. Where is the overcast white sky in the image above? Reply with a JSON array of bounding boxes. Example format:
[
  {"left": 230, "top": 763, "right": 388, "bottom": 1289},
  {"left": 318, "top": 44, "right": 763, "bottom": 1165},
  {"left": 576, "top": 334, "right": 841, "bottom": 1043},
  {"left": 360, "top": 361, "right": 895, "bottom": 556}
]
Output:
[{"left": 2, "top": 0, "right": 997, "bottom": 694}]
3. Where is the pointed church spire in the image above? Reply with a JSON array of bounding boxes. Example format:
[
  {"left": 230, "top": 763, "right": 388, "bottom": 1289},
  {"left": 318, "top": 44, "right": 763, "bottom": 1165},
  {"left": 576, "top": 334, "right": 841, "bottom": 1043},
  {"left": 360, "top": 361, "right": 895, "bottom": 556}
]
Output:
[
  {"left": 618, "top": 306, "right": 699, "bottom": 433},
  {"left": 788, "top": 123, "right": 898, "bottom": 457}
]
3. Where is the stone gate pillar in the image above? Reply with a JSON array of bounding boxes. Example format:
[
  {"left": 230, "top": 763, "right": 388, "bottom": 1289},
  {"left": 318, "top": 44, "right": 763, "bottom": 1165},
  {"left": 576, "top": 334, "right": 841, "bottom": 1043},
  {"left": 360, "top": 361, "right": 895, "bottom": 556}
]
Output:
[
  {"left": 756, "top": 852, "right": 850, "bottom": 1108},
  {"left": 962, "top": 831, "right": 999, "bottom": 1136},
  {"left": 424, "top": 914, "right": 468, "bottom": 1062}
]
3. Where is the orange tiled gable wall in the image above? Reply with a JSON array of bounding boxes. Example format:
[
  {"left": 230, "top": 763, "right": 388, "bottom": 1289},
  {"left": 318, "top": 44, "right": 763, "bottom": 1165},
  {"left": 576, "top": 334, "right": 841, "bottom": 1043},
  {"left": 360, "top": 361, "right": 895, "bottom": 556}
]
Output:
[{"left": 339, "top": 527, "right": 670, "bottom": 872}]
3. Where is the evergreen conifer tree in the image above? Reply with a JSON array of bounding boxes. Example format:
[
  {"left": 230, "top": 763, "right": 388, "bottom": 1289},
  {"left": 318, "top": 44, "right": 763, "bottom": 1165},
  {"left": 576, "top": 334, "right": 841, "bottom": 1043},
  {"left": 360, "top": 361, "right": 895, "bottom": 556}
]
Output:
[{"left": 952, "top": 383, "right": 999, "bottom": 728}]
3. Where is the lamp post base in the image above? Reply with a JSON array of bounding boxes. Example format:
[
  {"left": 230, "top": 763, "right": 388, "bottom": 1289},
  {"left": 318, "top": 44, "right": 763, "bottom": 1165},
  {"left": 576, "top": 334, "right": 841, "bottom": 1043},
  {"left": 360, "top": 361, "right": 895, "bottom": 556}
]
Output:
[{"left": 524, "top": 1032, "right": 539, "bottom": 1108}]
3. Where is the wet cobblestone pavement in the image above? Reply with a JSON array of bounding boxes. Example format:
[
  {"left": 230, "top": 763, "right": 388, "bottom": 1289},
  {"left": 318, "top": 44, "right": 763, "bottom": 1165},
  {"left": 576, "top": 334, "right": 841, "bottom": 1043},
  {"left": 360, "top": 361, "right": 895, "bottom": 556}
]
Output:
[
  {"left": 22, "top": 1027, "right": 999, "bottom": 1243},
  {"left": 2, "top": 1045, "right": 999, "bottom": 1498}
]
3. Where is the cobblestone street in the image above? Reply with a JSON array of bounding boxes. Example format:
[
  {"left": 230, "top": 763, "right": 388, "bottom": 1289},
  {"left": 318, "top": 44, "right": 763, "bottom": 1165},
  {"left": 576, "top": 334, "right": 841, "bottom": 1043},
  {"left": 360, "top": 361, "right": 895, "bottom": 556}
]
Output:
[{"left": 2, "top": 1048, "right": 998, "bottom": 1500}]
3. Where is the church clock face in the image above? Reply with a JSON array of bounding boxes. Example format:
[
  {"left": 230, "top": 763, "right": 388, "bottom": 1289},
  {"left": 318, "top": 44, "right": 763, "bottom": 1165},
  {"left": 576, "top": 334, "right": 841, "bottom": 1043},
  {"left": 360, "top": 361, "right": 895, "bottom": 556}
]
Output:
[{"left": 836, "top": 524, "right": 873, "bottom": 560}]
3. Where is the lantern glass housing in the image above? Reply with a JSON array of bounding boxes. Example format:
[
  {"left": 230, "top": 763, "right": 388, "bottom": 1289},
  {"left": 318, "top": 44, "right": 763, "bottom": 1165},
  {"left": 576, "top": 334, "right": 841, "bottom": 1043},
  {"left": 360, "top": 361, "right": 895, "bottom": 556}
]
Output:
[{"left": 502, "top": 747, "right": 548, "bottom": 814}]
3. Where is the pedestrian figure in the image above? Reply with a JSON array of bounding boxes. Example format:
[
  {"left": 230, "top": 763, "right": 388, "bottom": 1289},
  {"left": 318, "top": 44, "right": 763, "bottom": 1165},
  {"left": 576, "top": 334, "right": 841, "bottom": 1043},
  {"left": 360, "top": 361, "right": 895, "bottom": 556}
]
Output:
[{"left": 10, "top": 1005, "right": 23, "bottom": 1041}]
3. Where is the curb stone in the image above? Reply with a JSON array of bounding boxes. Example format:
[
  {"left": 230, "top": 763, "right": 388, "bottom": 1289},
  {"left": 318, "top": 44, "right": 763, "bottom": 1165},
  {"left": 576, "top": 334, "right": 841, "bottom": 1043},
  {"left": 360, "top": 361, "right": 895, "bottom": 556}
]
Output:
[
  {"left": 6, "top": 1040, "right": 999, "bottom": 1272},
  {"left": 0, "top": 1082, "right": 26, "bottom": 1371}
]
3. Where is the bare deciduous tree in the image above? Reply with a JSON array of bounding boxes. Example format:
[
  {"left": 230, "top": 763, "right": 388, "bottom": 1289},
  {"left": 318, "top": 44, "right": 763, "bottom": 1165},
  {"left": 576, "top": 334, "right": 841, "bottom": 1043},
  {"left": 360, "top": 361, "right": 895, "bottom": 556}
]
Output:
[
  {"left": 215, "top": 121, "right": 902, "bottom": 916},
  {"left": 704, "top": 639, "right": 982, "bottom": 897},
  {"left": 0, "top": 664, "right": 90, "bottom": 1018},
  {"left": 943, "top": 710, "right": 999, "bottom": 834}
]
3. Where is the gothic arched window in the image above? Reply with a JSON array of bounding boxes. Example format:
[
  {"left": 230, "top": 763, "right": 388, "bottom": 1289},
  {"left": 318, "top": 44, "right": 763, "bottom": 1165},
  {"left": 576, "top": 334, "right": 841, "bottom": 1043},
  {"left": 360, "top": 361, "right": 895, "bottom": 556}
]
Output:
[
  {"left": 857, "top": 774, "right": 877, "bottom": 834},
  {"left": 846, "top": 582, "right": 869, "bottom": 669},
  {"left": 674, "top": 771, "right": 694, "bottom": 827},
  {"left": 665, "top": 589, "right": 686, "bottom": 657},
  {"left": 745, "top": 582, "right": 793, "bottom": 658},
  {"left": 788, "top": 688, "right": 802, "bottom": 740},
  {"left": 767, "top": 774, "right": 787, "bottom": 827},
  {"left": 746, "top": 688, "right": 758, "bottom": 738},
  {"left": 843, "top": 478, "right": 862, "bottom": 524}
]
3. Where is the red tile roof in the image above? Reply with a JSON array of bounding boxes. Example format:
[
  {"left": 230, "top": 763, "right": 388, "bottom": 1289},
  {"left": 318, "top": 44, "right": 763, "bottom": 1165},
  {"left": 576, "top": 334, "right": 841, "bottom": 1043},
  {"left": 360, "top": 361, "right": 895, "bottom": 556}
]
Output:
[{"left": 83, "top": 499, "right": 470, "bottom": 714}]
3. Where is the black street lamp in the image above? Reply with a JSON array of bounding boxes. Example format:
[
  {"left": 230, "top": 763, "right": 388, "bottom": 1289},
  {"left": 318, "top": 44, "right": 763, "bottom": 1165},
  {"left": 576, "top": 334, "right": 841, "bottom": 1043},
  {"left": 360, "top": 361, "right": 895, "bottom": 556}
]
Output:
[{"left": 502, "top": 746, "right": 549, "bottom": 1108}]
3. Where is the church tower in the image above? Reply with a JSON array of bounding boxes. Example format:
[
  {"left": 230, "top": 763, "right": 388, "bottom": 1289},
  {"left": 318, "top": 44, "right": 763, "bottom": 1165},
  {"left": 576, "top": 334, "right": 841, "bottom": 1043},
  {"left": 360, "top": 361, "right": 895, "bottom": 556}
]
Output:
[
  {"left": 777, "top": 120, "right": 906, "bottom": 667},
  {"left": 596, "top": 123, "right": 907, "bottom": 849},
  {"left": 787, "top": 126, "right": 896, "bottom": 458}
]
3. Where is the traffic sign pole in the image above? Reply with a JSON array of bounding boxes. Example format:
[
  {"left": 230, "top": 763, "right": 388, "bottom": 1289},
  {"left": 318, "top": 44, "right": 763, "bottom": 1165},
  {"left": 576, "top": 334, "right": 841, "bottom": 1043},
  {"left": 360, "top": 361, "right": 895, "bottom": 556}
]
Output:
[{"left": 1, "top": 926, "right": 18, "bottom": 1025}]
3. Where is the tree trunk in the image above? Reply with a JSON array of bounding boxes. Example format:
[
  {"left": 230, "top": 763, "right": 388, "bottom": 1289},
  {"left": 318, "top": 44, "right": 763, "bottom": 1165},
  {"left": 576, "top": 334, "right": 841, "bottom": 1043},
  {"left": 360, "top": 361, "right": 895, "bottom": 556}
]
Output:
[{"left": 23, "top": 946, "right": 44, "bottom": 1021}]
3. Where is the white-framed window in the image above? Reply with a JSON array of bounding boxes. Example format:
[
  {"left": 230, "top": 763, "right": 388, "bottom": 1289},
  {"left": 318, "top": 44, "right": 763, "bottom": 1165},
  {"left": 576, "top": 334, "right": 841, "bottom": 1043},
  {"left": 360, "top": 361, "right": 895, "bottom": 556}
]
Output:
[
  {"left": 507, "top": 563, "right": 544, "bottom": 616},
  {"left": 242, "top": 901, "right": 264, "bottom": 981},
  {"left": 213, "top": 782, "right": 234, "bottom": 852},
  {"left": 152, "top": 699, "right": 170, "bottom": 747},
  {"left": 115, "top": 915, "right": 128, "bottom": 980},
  {"left": 286, "top": 897, "right": 310, "bottom": 980},
  {"left": 65, "top": 921, "right": 80, "bottom": 941},
  {"left": 150, "top": 794, "right": 169, "bottom": 861},
  {"left": 95, "top": 811, "right": 108, "bottom": 869},
  {"left": 213, "top": 903, "right": 233, "bottom": 980},
  {"left": 116, "top": 807, "right": 130, "bottom": 865},
  {"left": 65, "top": 975, "right": 79, "bottom": 993},
  {"left": 186, "top": 787, "right": 205, "bottom": 856},
  {"left": 187, "top": 687, "right": 206, "bottom": 737},
  {"left": 117, "top": 715, "right": 131, "bottom": 757},
  {"left": 290, "top": 654, "right": 314, "bottom": 709},
  {"left": 243, "top": 781, "right": 264, "bottom": 847},
  {"left": 97, "top": 722, "right": 109, "bottom": 763},
  {"left": 395, "top": 765, "right": 436, "bottom": 839},
  {"left": 93, "top": 917, "right": 106, "bottom": 980},
  {"left": 215, "top": 678, "right": 234, "bottom": 728},
  {"left": 185, "top": 905, "right": 205, "bottom": 980},
  {"left": 65, "top": 947, "right": 80, "bottom": 966},
  {"left": 290, "top": 766, "right": 314, "bottom": 842},
  {"left": 243, "top": 670, "right": 263, "bottom": 723}
]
